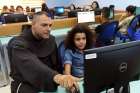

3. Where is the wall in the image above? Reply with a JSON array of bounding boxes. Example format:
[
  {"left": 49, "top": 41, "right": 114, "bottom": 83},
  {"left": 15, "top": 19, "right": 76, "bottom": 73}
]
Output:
[
  {"left": 46, "top": 0, "right": 70, "bottom": 8},
  {"left": 69, "top": 0, "right": 140, "bottom": 10},
  {"left": 0, "top": 0, "right": 44, "bottom": 9},
  {"left": 97, "top": 0, "right": 140, "bottom": 10},
  {"left": 1, "top": 0, "right": 140, "bottom": 11}
]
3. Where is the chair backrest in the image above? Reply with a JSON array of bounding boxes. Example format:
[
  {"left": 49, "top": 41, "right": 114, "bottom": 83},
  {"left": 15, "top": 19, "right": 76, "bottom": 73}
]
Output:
[
  {"left": 134, "top": 28, "right": 140, "bottom": 40},
  {"left": 129, "top": 15, "right": 140, "bottom": 28},
  {"left": 127, "top": 15, "right": 140, "bottom": 41},
  {"left": 97, "top": 21, "right": 118, "bottom": 46},
  {"left": 127, "top": 26, "right": 135, "bottom": 41},
  {"left": 0, "top": 41, "right": 9, "bottom": 87},
  {"left": 58, "top": 41, "right": 65, "bottom": 68}
]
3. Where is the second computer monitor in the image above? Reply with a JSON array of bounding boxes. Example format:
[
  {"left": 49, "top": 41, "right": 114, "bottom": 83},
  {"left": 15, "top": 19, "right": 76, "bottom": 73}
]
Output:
[
  {"left": 77, "top": 11, "right": 95, "bottom": 23},
  {"left": 135, "top": 7, "right": 140, "bottom": 15},
  {"left": 54, "top": 6, "right": 64, "bottom": 16},
  {"left": 109, "top": 6, "right": 114, "bottom": 19}
]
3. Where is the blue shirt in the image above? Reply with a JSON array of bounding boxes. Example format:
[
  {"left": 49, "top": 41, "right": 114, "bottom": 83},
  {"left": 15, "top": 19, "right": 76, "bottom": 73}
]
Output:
[{"left": 63, "top": 49, "right": 84, "bottom": 77}]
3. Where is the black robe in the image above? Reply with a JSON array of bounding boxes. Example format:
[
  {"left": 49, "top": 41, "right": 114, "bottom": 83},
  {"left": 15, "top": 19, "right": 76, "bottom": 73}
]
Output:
[{"left": 8, "top": 29, "right": 61, "bottom": 93}]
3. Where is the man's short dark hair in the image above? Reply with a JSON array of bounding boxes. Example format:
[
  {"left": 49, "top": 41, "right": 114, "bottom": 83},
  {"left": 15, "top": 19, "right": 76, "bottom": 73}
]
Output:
[
  {"left": 126, "top": 5, "right": 136, "bottom": 15},
  {"left": 33, "top": 11, "right": 51, "bottom": 20},
  {"left": 102, "top": 7, "right": 110, "bottom": 19},
  {"left": 32, "top": 11, "right": 51, "bottom": 23}
]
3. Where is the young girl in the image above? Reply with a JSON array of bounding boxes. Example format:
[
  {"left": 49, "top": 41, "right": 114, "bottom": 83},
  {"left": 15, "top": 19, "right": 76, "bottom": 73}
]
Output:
[{"left": 63, "top": 24, "right": 94, "bottom": 78}]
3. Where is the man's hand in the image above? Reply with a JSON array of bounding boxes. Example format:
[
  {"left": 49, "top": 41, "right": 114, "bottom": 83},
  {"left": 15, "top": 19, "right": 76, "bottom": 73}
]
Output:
[{"left": 53, "top": 74, "right": 80, "bottom": 89}]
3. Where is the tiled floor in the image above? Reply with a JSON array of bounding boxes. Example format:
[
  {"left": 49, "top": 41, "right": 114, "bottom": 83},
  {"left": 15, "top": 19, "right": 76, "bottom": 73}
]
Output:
[
  {"left": 0, "top": 85, "right": 10, "bottom": 93},
  {"left": 0, "top": 80, "right": 140, "bottom": 93}
]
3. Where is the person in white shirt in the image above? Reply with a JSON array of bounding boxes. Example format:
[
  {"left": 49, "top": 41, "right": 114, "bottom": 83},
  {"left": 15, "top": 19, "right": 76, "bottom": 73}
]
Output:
[{"left": 119, "top": 5, "right": 136, "bottom": 34}]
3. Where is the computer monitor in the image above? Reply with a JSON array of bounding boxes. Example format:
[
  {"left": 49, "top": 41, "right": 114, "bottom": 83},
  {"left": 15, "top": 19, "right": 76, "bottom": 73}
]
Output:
[
  {"left": 109, "top": 6, "right": 114, "bottom": 19},
  {"left": 54, "top": 7, "right": 64, "bottom": 16},
  {"left": 3, "top": 14, "right": 28, "bottom": 24},
  {"left": 135, "top": 7, "right": 140, "bottom": 15},
  {"left": 84, "top": 41, "right": 140, "bottom": 93},
  {"left": 77, "top": 11, "right": 95, "bottom": 23}
]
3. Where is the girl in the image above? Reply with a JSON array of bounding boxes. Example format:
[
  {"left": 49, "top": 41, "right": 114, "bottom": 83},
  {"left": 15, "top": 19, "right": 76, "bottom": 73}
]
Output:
[{"left": 63, "top": 24, "right": 94, "bottom": 78}]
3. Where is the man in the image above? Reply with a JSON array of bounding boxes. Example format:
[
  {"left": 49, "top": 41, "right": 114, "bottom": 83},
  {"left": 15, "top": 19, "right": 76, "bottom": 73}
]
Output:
[
  {"left": 8, "top": 12, "right": 79, "bottom": 93},
  {"left": 119, "top": 5, "right": 136, "bottom": 34}
]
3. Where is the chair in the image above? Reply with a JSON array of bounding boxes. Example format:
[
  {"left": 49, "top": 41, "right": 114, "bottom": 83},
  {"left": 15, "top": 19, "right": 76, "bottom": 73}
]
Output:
[
  {"left": 96, "top": 21, "right": 118, "bottom": 47},
  {"left": 0, "top": 41, "right": 9, "bottom": 87},
  {"left": 58, "top": 41, "right": 65, "bottom": 64},
  {"left": 58, "top": 41, "right": 66, "bottom": 72}
]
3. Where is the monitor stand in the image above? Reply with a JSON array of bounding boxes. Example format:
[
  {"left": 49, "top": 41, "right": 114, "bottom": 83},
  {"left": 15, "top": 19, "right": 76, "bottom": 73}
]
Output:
[{"left": 54, "top": 16, "right": 68, "bottom": 19}]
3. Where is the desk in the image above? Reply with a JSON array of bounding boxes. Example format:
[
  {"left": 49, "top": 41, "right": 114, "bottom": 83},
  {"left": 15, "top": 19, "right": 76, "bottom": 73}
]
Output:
[
  {"left": 0, "top": 13, "right": 124, "bottom": 36},
  {"left": 0, "top": 18, "right": 76, "bottom": 36},
  {"left": 0, "top": 28, "right": 71, "bottom": 45},
  {"left": 39, "top": 80, "right": 140, "bottom": 93}
]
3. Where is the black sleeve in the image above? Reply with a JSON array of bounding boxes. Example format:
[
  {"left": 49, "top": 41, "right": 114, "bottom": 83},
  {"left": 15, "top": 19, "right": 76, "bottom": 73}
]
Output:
[
  {"left": 50, "top": 43, "right": 63, "bottom": 74},
  {"left": 9, "top": 40, "right": 58, "bottom": 90}
]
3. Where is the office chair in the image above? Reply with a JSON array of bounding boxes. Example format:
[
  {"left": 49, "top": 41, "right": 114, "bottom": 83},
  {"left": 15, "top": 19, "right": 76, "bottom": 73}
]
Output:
[
  {"left": 134, "top": 28, "right": 140, "bottom": 40},
  {"left": 128, "top": 15, "right": 140, "bottom": 40},
  {"left": 0, "top": 41, "right": 10, "bottom": 87},
  {"left": 58, "top": 41, "right": 66, "bottom": 72},
  {"left": 96, "top": 21, "right": 118, "bottom": 47}
]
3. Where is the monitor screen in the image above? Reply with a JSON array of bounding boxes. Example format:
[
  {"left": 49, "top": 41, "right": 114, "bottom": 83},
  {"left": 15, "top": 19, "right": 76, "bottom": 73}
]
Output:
[
  {"left": 135, "top": 7, "right": 140, "bottom": 15},
  {"left": 77, "top": 11, "right": 95, "bottom": 23},
  {"left": 109, "top": 8, "right": 114, "bottom": 19},
  {"left": 55, "top": 7, "right": 64, "bottom": 16},
  {"left": 3, "top": 14, "right": 28, "bottom": 24},
  {"left": 84, "top": 41, "right": 140, "bottom": 93},
  {"left": 35, "top": 7, "right": 41, "bottom": 12}
]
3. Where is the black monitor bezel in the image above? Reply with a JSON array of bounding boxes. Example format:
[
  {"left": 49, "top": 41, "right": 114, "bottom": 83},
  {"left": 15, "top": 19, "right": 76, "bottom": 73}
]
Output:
[
  {"left": 84, "top": 41, "right": 140, "bottom": 93},
  {"left": 54, "top": 6, "right": 65, "bottom": 16}
]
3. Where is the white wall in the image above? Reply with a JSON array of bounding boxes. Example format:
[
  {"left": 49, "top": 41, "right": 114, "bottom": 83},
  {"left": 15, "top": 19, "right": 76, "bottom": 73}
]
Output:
[
  {"left": 69, "top": 0, "right": 93, "bottom": 7},
  {"left": 46, "top": 0, "right": 70, "bottom": 8},
  {"left": 97, "top": 0, "right": 140, "bottom": 10},
  {"left": 0, "top": 0, "right": 44, "bottom": 9},
  {"left": 69, "top": 0, "right": 140, "bottom": 10}
]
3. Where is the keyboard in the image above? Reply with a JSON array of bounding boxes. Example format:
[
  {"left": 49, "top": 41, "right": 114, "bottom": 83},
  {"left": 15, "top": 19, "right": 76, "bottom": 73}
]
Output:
[
  {"left": 54, "top": 16, "right": 68, "bottom": 19},
  {"left": 88, "top": 23, "right": 100, "bottom": 29}
]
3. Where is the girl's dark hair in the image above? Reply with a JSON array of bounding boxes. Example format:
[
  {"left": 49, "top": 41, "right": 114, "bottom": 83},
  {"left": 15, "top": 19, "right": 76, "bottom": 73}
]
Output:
[
  {"left": 64, "top": 24, "right": 94, "bottom": 51},
  {"left": 92, "top": 1, "right": 100, "bottom": 9}
]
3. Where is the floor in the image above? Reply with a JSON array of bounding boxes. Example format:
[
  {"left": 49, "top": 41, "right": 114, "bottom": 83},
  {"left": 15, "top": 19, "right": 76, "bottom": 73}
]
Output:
[
  {"left": 0, "top": 85, "right": 10, "bottom": 93},
  {"left": 0, "top": 80, "right": 140, "bottom": 93}
]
